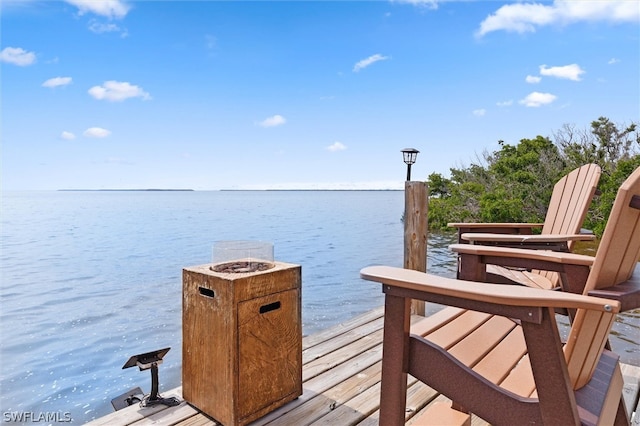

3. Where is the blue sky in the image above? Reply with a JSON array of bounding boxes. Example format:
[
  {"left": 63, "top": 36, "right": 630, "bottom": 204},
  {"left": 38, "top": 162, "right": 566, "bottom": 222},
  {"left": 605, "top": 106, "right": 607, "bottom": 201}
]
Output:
[{"left": 1, "top": 0, "right": 638, "bottom": 190}]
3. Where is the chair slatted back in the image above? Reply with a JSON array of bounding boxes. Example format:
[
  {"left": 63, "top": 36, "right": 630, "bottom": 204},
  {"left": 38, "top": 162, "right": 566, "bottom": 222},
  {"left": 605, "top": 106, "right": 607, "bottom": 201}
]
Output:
[
  {"left": 585, "top": 169, "right": 640, "bottom": 292},
  {"left": 542, "top": 163, "right": 601, "bottom": 240},
  {"left": 564, "top": 166, "right": 640, "bottom": 389},
  {"left": 536, "top": 164, "right": 601, "bottom": 285}
]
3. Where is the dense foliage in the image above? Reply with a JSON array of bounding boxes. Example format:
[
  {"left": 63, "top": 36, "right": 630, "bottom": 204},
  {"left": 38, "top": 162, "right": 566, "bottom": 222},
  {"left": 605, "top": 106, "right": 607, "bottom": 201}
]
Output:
[{"left": 427, "top": 117, "right": 640, "bottom": 236}]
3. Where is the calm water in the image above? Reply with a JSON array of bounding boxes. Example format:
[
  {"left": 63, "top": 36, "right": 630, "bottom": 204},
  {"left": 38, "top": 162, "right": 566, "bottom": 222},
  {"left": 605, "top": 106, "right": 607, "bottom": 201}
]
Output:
[{"left": 1, "top": 191, "right": 638, "bottom": 424}]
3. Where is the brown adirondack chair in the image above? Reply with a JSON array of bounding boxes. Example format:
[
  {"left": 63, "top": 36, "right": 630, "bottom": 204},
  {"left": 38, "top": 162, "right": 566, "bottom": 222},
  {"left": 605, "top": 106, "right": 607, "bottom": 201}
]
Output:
[
  {"left": 449, "top": 163, "right": 601, "bottom": 290},
  {"left": 361, "top": 166, "right": 640, "bottom": 425}
]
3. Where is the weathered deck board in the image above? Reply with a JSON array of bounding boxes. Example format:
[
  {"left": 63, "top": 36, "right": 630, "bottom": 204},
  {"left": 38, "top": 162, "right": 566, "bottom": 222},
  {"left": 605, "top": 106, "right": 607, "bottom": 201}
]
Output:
[
  {"left": 86, "top": 307, "right": 640, "bottom": 426},
  {"left": 622, "top": 363, "right": 640, "bottom": 424}
]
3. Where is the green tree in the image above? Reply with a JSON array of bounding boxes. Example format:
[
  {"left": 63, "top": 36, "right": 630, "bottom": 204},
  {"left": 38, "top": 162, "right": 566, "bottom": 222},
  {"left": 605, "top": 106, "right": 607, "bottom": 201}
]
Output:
[
  {"left": 555, "top": 116, "right": 639, "bottom": 174},
  {"left": 426, "top": 117, "right": 639, "bottom": 237},
  {"left": 555, "top": 117, "right": 640, "bottom": 234}
]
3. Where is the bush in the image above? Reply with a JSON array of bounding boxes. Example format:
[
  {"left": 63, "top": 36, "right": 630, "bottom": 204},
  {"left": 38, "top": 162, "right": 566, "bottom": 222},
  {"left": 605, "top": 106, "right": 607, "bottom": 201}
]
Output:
[{"left": 427, "top": 117, "right": 639, "bottom": 237}]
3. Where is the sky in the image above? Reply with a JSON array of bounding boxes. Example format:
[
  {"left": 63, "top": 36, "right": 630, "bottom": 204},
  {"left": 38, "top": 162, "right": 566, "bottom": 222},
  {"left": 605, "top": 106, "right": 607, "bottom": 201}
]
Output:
[{"left": 1, "top": 0, "right": 639, "bottom": 190}]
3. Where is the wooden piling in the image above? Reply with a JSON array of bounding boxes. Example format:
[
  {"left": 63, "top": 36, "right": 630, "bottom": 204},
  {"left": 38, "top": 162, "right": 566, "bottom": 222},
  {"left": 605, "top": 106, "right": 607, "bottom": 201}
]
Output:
[{"left": 403, "top": 181, "right": 428, "bottom": 315}]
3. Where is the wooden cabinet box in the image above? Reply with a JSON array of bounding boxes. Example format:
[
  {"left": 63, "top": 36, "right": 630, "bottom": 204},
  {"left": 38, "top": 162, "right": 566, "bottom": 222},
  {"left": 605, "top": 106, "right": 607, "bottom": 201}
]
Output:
[{"left": 182, "top": 261, "right": 302, "bottom": 426}]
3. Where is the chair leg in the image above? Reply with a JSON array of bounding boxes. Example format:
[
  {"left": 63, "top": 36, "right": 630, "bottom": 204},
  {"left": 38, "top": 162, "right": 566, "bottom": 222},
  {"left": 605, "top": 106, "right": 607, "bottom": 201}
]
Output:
[
  {"left": 457, "top": 253, "right": 487, "bottom": 281},
  {"left": 379, "top": 293, "right": 411, "bottom": 426},
  {"left": 451, "top": 401, "right": 470, "bottom": 414},
  {"left": 604, "top": 342, "right": 629, "bottom": 426},
  {"left": 521, "top": 307, "right": 580, "bottom": 424},
  {"left": 613, "top": 396, "right": 629, "bottom": 426}
]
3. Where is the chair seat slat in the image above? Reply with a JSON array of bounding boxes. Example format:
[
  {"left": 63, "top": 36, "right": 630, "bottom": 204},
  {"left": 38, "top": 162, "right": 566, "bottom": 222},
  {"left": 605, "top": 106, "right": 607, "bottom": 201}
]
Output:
[
  {"left": 486, "top": 264, "right": 555, "bottom": 289},
  {"left": 424, "top": 310, "right": 491, "bottom": 349},
  {"left": 448, "top": 315, "right": 517, "bottom": 367},
  {"left": 469, "top": 327, "right": 528, "bottom": 384}
]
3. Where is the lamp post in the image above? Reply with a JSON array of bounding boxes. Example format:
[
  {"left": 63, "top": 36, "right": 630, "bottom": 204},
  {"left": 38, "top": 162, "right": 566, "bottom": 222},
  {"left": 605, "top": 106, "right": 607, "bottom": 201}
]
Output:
[
  {"left": 401, "top": 148, "right": 419, "bottom": 181},
  {"left": 401, "top": 147, "right": 426, "bottom": 316}
]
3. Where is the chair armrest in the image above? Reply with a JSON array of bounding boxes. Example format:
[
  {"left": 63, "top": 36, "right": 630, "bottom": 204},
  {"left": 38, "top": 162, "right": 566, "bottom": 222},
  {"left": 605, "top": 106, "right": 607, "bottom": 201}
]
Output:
[
  {"left": 450, "top": 244, "right": 594, "bottom": 294},
  {"left": 588, "top": 273, "right": 640, "bottom": 312},
  {"left": 460, "top": 232, "right": 596, "bottom": 252},
  {"left": 447, "top": 222, "right": 544, "bottom": 244},
  {"left": 461, "top": 233, "right": 596, "bottom": 244},
  {"left": 449, "top": 243, "right": 595, "bottom": 266},
  {"left": 448, "top": 222, "right": 544, "bottom": 230},
  {"left": 360, "top": 266, "right": 619, "bottom": 313}
]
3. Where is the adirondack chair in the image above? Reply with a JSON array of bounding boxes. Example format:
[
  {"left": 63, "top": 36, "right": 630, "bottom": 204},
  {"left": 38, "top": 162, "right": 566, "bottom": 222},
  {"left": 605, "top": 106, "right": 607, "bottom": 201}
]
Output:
[
  {"left": 449, "top": 163, "right": 601, "bottom": 290},
  {"left": 448, "top": 163, "right": 600, "bottom": 250},
  {"left": 361, "top": 166, "right": 640, "bottom": 426}
]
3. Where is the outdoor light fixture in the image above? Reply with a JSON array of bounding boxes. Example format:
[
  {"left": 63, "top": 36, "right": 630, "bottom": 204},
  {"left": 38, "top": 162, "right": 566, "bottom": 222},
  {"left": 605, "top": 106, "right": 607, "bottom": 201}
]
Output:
[
  {"left": 121, "top": 347, "right": 180, "bottom": 408},
  {"left": 401, "top": 148, "right": 419, "bottom": 181}
]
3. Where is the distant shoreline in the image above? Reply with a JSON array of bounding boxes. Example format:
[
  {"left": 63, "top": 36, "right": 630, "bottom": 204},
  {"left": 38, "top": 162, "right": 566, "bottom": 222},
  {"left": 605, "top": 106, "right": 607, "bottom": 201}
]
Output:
[
  {"left": 55, "top": 188, "right": 402, "bottom": 192},
  {"left": 221, "top": 189, "right": 403, "bottom": 192},
  {"left": 58, "top": 189, "right": 195, "bottom": 192}
]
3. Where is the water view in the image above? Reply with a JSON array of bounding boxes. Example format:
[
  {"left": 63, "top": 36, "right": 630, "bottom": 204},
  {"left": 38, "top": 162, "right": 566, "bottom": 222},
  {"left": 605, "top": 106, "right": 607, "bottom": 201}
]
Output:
[{"left": 1, "top": 190, "right": 637, "bottom": 424}]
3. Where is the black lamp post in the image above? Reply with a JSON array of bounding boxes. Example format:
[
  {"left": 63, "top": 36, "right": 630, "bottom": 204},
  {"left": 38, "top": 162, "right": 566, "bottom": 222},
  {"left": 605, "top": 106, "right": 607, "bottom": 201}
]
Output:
[{"left": 401, "top": 148, "right": 419, "bottom": 181}]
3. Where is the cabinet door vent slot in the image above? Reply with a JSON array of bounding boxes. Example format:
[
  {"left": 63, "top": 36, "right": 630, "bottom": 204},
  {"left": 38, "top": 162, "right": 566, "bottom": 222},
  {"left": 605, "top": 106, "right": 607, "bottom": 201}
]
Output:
[
  {"left": 259, "top": 301, "right": 281, "bottom": 314},
  {"left": 199, "top": 287, "right": 215, "bottom": 298}
]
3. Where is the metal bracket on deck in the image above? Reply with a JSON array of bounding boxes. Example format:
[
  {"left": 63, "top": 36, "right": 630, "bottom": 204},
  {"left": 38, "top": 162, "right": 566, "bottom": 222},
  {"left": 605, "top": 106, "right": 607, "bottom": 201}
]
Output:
[
  {"left": 122, "top": 347, "right": 181, "bottom": 408},
  {"left": 111, "top": 386, "right": 144, "bottom": 410}
]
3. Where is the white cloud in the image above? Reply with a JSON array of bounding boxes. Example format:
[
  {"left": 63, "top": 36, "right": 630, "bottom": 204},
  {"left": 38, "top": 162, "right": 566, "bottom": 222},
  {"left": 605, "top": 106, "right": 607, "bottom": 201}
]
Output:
[
  {"left": 608, "top": 58, "right": 620, "bottom": 65},
  {"left": 88, "top": 81, "right": 151, "bottom": 102},
  {"left": 327, "top": 141, "right": 347, "bottom": 152},
  {"left": 88, "top": 20, "right": 128, "bottom": 37},
  {"left": 0, "top": 47, "right": 36, "bottom": 66},
  {"left": 472, "top": 109, "right": 486, "bottom": 117},
  {"left": 497, "top": 100, "right": 513, "bottom": 107},
  {"left": 392, "top": 0, "right": 439, "bottom": 9},
  {"left": 89, "top": 22, "right": 119, "bottom": 33},
  {"left": 525, "top": 75, "right": 541, "bottom": 84},
  {"left": 477, "top": 3, "right": 556, "bottom": 36},
  {"left": 60, "top": 131, "right": 76, "bottom": 140},
  {"left": 42, "top": 77, "right": 73, "bottom": 88},
  {"left": 83, "top": 127, "right": 111, "bottom": 138},
  {"left": 519, "top": 92, "right": 557, "bottom": 107},
  {"left": 257, "top": 115, "right": 286, "bottom": 128},
  {"left": 476, "top": 0, "right": 639, "bottom": 37},
  {"left": 555, "top": 0, "right": 639, "bottom": 22},
  {"left": 65, "top": 0, "right": 130, "bottom": 19},
  {"left": 539, "top": 64, "right": 585, "bottom": 81},
  {"left": 353, "top": 54, "right": 390, "bottom": 72}
]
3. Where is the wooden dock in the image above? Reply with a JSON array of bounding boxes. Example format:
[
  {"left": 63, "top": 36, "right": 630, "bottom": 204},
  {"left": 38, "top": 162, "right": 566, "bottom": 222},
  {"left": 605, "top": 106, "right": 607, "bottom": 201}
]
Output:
[{"left": 87, "top": 306, "right": 640, "bottom": 426}]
